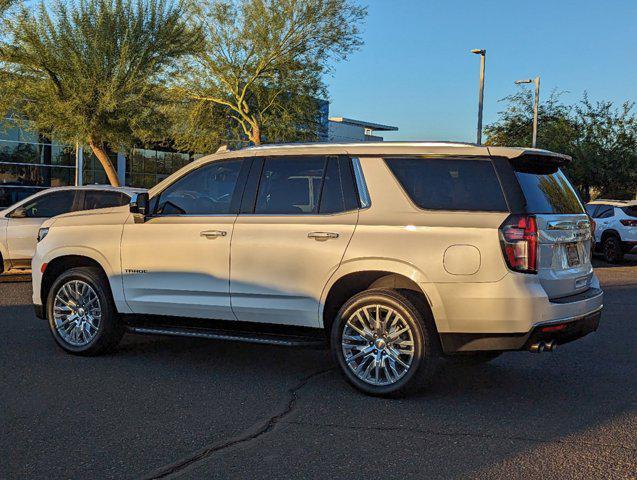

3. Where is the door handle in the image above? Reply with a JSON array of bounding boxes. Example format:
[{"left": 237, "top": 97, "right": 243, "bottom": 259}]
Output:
[
  {"left": 200, "top": 230, "right": 227, "bottom": 238},
  {"left": 308, "top": 231, "right": 339, "bottom": 240}
]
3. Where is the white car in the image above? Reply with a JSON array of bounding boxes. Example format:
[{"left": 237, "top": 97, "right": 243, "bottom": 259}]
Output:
[
  {"left": 0, "top": 185, "right": 144, "bottom": 273},
  {"left": 31, "top": 143, "right": 603, "bottom": 397},
  {"left": 586, "top": 199, "right": 637, "bottom": 263}
]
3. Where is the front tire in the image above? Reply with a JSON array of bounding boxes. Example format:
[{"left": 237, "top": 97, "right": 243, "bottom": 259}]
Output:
[
  {"left": 47, "top": 267, "right": 124, "bottom": 355},
  {"left": 331, "top": 289, "right": 439, "bottom": 397}
]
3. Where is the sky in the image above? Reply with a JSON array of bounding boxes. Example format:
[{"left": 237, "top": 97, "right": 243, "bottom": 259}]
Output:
[{"left": 327, "top": 0, "right": 637, "bottom": 142}]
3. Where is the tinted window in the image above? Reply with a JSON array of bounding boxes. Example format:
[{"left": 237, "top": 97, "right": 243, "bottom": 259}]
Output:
[
  {"left": 155, "top": 160, "right": 242, "bottom": 215},
  {"left": 385, "top": 158, "right": 507, "bottom": 211},
  {"left": 255, "top": 157, "right": 326, "bottom": 214},
  {"left": 319, "top": 158, "right": 358, "bottom": 214},
  {"left": 16, "top": 191, "right": 76, "bottom": 218},
  {"left": 595, "top": 205, "right": 614, "bottom": 218},
  {"left": 83, "top": 190, "right": 129, "bottom": 210},
  {"left": 585, "top": 204, "right": 598, "bottom": 217},
  {"left": 513, "top": 163, "right": 584, "bottom": 214},
  {"left": 622, "top": 206, "right": 637, "bottom": 218},
  {"left": 352, "top": 157, "right": 370, "bottom": 208}
]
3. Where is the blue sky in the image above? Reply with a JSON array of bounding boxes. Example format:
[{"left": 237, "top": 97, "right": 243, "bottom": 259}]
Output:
[{"left": 327, "top": 0, "right": 637, "bottom": 142}]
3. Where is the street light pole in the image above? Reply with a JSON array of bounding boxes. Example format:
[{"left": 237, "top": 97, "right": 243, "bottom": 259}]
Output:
[
  {"left": 471, "top": 49, "right": 486, "bottom": 145},
  {"left": 515, "top": 76, "right": 541, "bottom": 148}
]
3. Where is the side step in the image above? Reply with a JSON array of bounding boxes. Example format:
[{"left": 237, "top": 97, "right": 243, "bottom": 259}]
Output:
[{"left": 126, "top": 325, "right": 328, "bottom": 348}]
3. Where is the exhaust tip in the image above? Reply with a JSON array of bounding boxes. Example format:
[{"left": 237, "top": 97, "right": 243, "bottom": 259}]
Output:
[
  {"left": 529, "top": 340, "right": 558, "bottom": 353},
  {"left": 529, "top": 342, "right": 544, "bottom": 353},
  {"left": 544, "top": 340, "right": 557, "bottom": 352}
]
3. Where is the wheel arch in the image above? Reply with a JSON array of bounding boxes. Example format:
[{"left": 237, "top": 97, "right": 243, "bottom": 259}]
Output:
[
  {"left": 601, "top": 229, "right": 621, "bottom": 242},
  {"left": 41, "top": 253, "right": 118, "bottom": 311},
  {"left": 320, "top": 260, "right": 447, "bottom": 334}
]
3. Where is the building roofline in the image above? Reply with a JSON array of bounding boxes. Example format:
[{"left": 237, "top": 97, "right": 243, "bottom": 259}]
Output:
[{"left": 328, "top": 117, "right": 399, "bottom": 131}]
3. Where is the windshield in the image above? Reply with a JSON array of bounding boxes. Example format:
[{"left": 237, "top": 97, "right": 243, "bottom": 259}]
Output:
[{"left": 513, "top": 162, "right": 584, "bottom": 214}]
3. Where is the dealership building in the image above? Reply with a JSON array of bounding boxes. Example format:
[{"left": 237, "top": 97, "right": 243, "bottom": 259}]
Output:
[{"left": 0, "top": 113, "right": 397, "bottom": 209}]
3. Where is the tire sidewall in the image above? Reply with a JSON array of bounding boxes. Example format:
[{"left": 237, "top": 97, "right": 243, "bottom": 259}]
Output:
[
  {"left": 331, "top": 290, "right": 430, "bottom": 396},
  {"left": 47, "top": 268, "right": 116, "bottom": 355},
  {"left": 603, "top": 236, "right": 622, "bottom": 263}
]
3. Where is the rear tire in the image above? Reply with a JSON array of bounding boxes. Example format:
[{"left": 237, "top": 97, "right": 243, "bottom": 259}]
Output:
[
  {"left": 47, "top": 267, "right": 124, "bottom": 356},
  {"left": 602, "top": 235, "right": 623, "bottom": 263},
  {"left": 331, "top": 288, "right": 439, "bottom": 397}
]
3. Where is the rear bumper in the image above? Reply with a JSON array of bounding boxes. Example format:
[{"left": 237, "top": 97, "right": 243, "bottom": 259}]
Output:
[
  {"left": 440, "top": 306, "right": 602, "bottom": 353},
  {"left": 621, "top": 240, "right": 637, "bottom": 252}
]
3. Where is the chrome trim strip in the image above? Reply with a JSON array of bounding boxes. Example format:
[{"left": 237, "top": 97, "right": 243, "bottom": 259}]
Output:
[{"left": 126, "top": 326, "right": 325, "bottom": 347}]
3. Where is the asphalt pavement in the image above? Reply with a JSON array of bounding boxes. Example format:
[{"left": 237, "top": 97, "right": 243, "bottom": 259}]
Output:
[{"left": 1, "top": 257, "right": 636, "bottom": 479}]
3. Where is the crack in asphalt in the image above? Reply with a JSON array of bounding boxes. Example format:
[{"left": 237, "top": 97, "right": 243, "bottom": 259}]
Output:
[
  {"left": 140, "top": 368, "right": 334, "bottom": 480},
  {"left": 284, "top": 420, "right": 637, "bottom": 453}
]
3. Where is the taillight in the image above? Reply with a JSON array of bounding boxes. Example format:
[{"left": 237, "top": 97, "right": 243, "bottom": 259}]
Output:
[
  {"left": 499, "top": 215, "right": 538, "bottom": 273},
  {"left": 620, "top": 219, "right": 637, "bottom": 227}
]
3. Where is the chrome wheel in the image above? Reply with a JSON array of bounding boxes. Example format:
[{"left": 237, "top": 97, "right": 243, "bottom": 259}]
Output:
[
  {"left": 53, "top": 280, "right": 101, "bottom": 347},
  {"left": 341, "top": 304, "right": 415, "bottom": 386}
]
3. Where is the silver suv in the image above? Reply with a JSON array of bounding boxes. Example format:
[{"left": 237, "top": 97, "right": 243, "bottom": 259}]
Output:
[{"left": 31, "top": 143, "right": 603, "bottom": 396}]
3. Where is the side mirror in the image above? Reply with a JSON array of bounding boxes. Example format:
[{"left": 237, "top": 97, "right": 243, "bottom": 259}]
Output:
[
  {"left": 9, "top": 206, "right": 27, "bottom": 219},
  {"left": 129, "top": 192, "right": 150, "bottom": 217}
]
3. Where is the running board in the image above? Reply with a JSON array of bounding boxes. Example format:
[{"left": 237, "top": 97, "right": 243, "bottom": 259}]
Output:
[{"left": 126, "top": 325, "right": 327, "bottom": 348}]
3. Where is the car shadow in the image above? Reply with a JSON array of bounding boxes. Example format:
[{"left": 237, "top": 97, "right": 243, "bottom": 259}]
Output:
[{"left": 592, "top": 253, "right": 637, "bottom": 268}]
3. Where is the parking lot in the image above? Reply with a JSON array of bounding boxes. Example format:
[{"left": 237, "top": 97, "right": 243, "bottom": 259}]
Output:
[{"left": 1, "top": 257, "right": 636, "bottom": 480}]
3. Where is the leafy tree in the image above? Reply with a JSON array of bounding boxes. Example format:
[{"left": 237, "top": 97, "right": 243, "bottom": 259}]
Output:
[
  {"left": 484, "top": 89, "right": 579, "bottom": 157},
  {"left": 485, "top": 91, "right": 637, "bottom": 200},
  {"left": 0, "top": 0, "right": 18, "bottom": 16},
  {"left": 170, "top": 0, "right": 366, "bottom": 151},
  {"left": 0, "top": 0, "right": 199, "bottom": 186},
  {"left": 572, "top": 95, "right": 637, "bottom": 199}
]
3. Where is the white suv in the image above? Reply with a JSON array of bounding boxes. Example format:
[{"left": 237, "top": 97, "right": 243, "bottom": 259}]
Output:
[
  {"left": 0, "top": 185, "right": 144, "bottom": 274},
  {"left": 586, "top": 200, "right": 637, "bottom": 263},
  {"left": 31, "top": 143, "right": 603, "bottom": 396}
]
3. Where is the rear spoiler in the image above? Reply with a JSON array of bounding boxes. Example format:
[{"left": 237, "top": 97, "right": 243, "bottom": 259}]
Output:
[{"left": 487, "top": 147, "right": 571, "bottom": 165}]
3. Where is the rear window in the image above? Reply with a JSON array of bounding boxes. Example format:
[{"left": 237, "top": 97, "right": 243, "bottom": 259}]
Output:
[
  {"left": 623, "top": 206, "right": 637, "bottom": 218},
  {"left": 83, "top": 190, "right": 129, "bottom": 210},
  {"left": 512, "top": 162, "right": 584, "bottom": 214},
  {"left": 385, "top": 158, "right": 507, "bottom": 211}
]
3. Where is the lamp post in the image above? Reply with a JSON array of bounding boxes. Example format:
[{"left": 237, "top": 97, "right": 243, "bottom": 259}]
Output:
[
  {"left": 515, "top": 76, "right": 541, "bottom": 148},
  {"left": 471, "top": 49, "right": 486, "bottom": 145}
]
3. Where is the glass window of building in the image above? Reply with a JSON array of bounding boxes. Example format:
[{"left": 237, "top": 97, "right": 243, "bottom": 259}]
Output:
[
  {"left": 1, "top": 116, "right": 197, "bottom": 209},
  {"left": 0, "top": 116, "right": 77, "bottom": 208}
]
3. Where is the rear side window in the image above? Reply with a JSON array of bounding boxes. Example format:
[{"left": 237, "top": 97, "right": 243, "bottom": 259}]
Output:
[
  {"left": 83, "top": 190, "right": 129, "bottom": 210},
  {"left": 385, "top": 158, "right": 508, "bottom": 211},
  {"left": 319, "top": 157, "right": 359, "bottom": 214},
  {"left": 512, "top": 162, "right": 584, "bottom": 214},
  {"left": 622, "top": 206, "right": 637, "bottom": 218},
  {"left": 594, "top": 205, "right": 614, "bottom": 219},
  {"left": 255, "top": 157, "right": 325, "bottom": 214}
]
